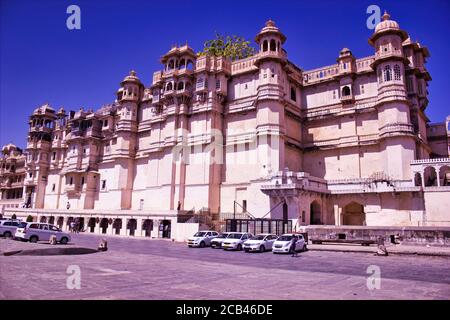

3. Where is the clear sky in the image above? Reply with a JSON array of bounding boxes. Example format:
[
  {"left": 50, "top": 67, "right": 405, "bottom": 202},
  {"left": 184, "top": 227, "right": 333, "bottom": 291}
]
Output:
[{"left": 1, "top": 0, "right": 449, "bottom": 149}]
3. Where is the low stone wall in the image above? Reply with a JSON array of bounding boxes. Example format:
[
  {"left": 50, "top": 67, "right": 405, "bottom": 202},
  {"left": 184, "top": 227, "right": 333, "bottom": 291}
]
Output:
[{"left": 300, "top": 225, "right": 450, "bottom": 247}]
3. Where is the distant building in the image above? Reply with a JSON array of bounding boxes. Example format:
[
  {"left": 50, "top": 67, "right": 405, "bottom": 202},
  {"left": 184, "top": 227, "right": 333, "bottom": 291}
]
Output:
[
  {"left": 2, "top": 13, "right": 450, "bottom": 237},
  {"left": 0, "top": 144, "right": 26, "bottom": 210}
]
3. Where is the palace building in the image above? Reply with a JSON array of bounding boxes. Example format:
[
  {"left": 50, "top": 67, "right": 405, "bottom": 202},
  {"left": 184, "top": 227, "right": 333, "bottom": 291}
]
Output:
[{"left": 1, "top": 13, "right": 450, "bottom": 238}]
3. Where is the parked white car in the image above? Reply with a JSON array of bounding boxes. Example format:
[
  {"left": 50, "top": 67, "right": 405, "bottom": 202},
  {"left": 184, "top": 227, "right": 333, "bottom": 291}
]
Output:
[
  {"left": 210, "top": 232, "right": 231, "bottom": 249},
  {"left": 14, "top": 222, "right": 71, "bottom": 244},
  {"left": 272, "top": 233, "right": 307, "bottom": 254},
  {"left": 243, "top": 233, "right": 278, "bottom": 253},
  {"left": 222, "top": 232, "right": 253, "bottom": 251},
  {"left": 187, "top": 230, "right": 219, "bottom": 248},
  {"left": 0, "top": 220, "right": 26, "bottom": 238}
]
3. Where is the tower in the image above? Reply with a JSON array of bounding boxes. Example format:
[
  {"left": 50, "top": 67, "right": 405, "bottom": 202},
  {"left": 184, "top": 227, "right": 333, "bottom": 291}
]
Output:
[
  {"left": 369, "top": 11, "right": 415, "bottom": 180},
  {"left": 254, "top": 20, "right": 287, "bottom": 174},
  {"left": 114, "top": 70, "right": 143, "bottom": 209},
  {"left": 25, "top": 104, "right": 57, "bottom": 208}
]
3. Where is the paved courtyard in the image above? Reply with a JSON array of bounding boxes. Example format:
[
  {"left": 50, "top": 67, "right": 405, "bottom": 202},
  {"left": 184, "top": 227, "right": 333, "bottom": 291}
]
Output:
[{"left": 0, "top": 234, "right": 449, "bottom": 300}]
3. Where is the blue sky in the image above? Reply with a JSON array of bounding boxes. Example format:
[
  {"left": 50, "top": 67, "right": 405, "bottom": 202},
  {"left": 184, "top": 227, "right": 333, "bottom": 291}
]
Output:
[{"left": 1, "top": 0, "right": 449, "bottom": 148}]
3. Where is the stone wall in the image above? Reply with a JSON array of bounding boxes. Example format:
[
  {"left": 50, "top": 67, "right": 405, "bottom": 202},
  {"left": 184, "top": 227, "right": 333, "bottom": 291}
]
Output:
[{"left": 302, "top": 225, "right": 450, "bottom": 246}]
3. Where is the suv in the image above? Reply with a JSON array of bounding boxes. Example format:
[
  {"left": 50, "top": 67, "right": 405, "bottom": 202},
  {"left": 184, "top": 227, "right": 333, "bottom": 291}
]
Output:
[
  {"left": 0, "top": 220, "right": 25, "bottom": 238},
  {"left": 14, "top": 222, "right": 71, "bottom": 244},
  {"left": 187, "top": 231, "right": 219, "bottom": 248}
]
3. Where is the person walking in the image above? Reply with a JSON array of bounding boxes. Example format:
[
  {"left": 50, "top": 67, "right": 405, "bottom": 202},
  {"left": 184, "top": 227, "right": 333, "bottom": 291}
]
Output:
[
  {"left": 70, "top": 221, "right": 75, "bottom": 233},
  {"left": 290, "top": 235, "right": 298, "bottom": 257}
]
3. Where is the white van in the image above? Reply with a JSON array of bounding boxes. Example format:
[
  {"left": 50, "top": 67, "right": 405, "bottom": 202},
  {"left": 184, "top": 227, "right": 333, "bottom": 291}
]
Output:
[{"left": 14, "top": 222, "right": 71, "bottom": 244}]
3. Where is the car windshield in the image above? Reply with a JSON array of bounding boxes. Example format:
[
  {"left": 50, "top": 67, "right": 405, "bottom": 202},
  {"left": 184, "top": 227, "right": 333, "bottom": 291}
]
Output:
[
  {"left": 251, "top": 235, "right": 266, "bottom": 240},
  {"left": 278, "top": 235, "right": 294, "bottom": 241},
  {"left": 18, "top": 222, "right": 28, "bottom": 228},
  {"left": 216, "top": 233, "right": 229, "bottom": 238},
  {"left": 194, "top": 232, "right": 207, "bottom": 237},
  {"left": 228, "top": 233, "right": 244, "bottom": 239}
]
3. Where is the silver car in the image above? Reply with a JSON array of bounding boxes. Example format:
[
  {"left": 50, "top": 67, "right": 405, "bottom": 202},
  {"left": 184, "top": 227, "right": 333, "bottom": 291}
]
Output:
[
  {"left": 243, "top": 234, "right": 278, "bottom": 252},
  {"left": 14, "top": 222, "right": 71, "bottom": 244},
  {"left": 0, "top": 220, "right": 25, "bottom": 238}
]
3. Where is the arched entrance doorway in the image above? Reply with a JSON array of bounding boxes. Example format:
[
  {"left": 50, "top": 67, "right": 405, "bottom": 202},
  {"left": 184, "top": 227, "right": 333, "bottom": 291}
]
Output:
[
  {"left": 142, "top": 219, "right": 153, "bottom": 237},
  {"left": 343, "top": 202, "right": 365, "bottom": 226},
  {"left": 113, "top": 218, "right": 122, "bottom": 235},
  {"left": 67, "top": 217, "right": 74, "bottom": 231},
  {"left": 88, "top": 217, "right": 96, "bottom": 233},
  {"left": 310, "top": 201, "right": 322, "bottom": 225},
  {"left": 159, "top": 220, "right": 171, "bottom": 238},
  {"left": 127, "top": 219, "right": 137, "bottom": 236},
  {"left": 40, "top": 216, "right": 47, "bottom": 223},
  {"left": 57, "top": 217, "right": 64, "bottom": 229},
  {"left": 100, "top": 218, "right": 109, "bottom": 234},
  {"left": 48, "top": 216, "right": 55, "bottom": 225},
  {"left": 75, "top": 217, "right": 85, "bottom": 232}
]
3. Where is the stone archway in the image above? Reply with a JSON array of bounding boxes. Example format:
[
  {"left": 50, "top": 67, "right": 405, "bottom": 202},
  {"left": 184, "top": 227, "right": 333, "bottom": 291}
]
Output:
[
  {"left": 439, "top": 165, "right": 450, "bottom": 186},
  {"left": 343, "top": 202, "right": 365, "bottom": 226},
  {"left": 88, "top": 217, "right": 96, "bottom": 233},
  {"left": 100, "top": 218, "right": 109, "bottom": 234},
  {"left": 414, "top": 172, "right": 422, "bottom": 187},
  {"left": 424, "top": 166, "right": 437, "bottom": 186},
  {"left": 113, "top": 218, "right": 122, "bottom": 235},
  {"left": 310, "top": 200, "right": 322, "bottom": 225},
  {"left": 127, "top": 219, "right": 137, "bottom": 236},
  {"left": 40, "top": 216, "right": 47, "bottom": 223},
  {"left": 142, "top": 219, "right": 153, "bottom": 237}
]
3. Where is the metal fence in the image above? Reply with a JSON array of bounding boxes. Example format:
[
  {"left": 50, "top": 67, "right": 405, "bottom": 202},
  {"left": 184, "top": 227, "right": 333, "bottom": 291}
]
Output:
[{"left": 225, "top": 218, "right": 292, "bottom": 235}]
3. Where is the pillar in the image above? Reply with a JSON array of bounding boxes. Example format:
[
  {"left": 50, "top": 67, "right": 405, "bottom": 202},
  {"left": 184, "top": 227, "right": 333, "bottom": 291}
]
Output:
[
  {"left": 94, "top": 218, "right": 101, "bottom": 234},
  {"left": 435, "top": 166, "right": 441, "bottom": 187},
  {"left": 136, "top": 218, "right": 143, "bottom": 237},
  {"left": 120, "top": 217, "right": 127, "bottom": 236}
]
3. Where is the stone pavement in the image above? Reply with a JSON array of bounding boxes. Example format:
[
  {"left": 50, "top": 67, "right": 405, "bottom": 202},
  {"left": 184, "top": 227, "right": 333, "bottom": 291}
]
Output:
[{"left": 0, "top": 234, "right": 449, "bottom": 300}]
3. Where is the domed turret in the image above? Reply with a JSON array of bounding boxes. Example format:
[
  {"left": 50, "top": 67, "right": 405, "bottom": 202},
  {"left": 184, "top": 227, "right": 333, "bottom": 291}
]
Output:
[
  {"left": 255, "top": 19, "right": 287, "bottom": 65},
  {"left": 369, "top": 11, "right": 408, "bottom": 46},
  {"left": 117, "top": 70, "right": 143, "bottom": 102}
]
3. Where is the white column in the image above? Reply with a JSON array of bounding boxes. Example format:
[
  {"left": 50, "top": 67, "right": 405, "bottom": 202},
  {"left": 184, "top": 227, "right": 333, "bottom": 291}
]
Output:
[
  {"left": 120, "top": 217, "right": 127, "bottom": 236},
  {"left": 136, "top": 218, "right": 143, "bottom": 237},
  {"left": 435, "top": 166, "right": 441, "bottom": 187}
]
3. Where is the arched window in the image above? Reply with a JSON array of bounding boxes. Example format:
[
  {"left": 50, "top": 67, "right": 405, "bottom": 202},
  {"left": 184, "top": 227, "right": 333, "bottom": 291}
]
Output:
[
  {"left": 384, "top": 65, "right": 392, "bottom": 82},
  {"left": 270, "top": 39, "right": 276, "bottom": 51},
  {"left": 166, "top": 82, "right": 173, "bottom": 91},
  {"left": 394, "top": 64, "right": 401, "bottom": 80},
  {"left": 263, "top": 40, "right": 268, "bottom": 52},
  {"left": 177, "top": 82, "right": 184, "bottom": 91},
  {"left": 179, "top": 59, "right": 186, "bottom": 69},
  {"left": 168, "top": 60, "right": 174, "bottom": 70},
  {"left": 342, "top": 86, "right": 351, "bottom": 97},
  {"left": 290, "top": 87, "right": 296, "bottom": 102},
  {"left": 186, "top": 60, "right": 193, "bottom": 70}
]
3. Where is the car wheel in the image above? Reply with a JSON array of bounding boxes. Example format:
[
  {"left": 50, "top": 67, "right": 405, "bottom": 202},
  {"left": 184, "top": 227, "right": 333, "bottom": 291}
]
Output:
[
  {"left": 237, "top": 244, "right": 242, "bottom": 251},
  {"left": 259, "top": 245, "right": 265, "bottom": 253},
  {"left": 60, "top": 237, "right": 68, "bottom": 245},
  {"left": 29, "top": 236, "right": 38, "bottom": 243},
  {"left": 302, "top": 244, "right": 307, "bottom": 252},
  {"left": 4, "top": 231, "right": 11, "bottom": 238},
  {"left": 199, "top": 241, "right": 205, "bottom": 248}
]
